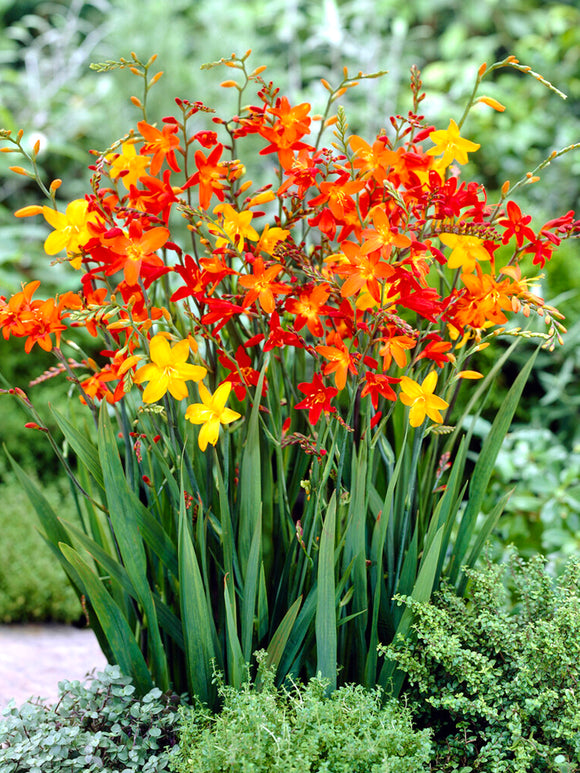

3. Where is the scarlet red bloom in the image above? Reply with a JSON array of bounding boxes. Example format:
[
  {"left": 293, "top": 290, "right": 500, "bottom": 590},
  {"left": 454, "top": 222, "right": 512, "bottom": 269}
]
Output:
[
  {"left": 295, "top": 373, "right": 338, "bottom": 424},
  {"left": 499, "top": 200, "right": 536, "bottom": 247},
  {"left": 285, "top": 284, "right": 333, "bottom": 337},
  {"left": 360, "top": 372, "right": 400, "bottom": 410}
]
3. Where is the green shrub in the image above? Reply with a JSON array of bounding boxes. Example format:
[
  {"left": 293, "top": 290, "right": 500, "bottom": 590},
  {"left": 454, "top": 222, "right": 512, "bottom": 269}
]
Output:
[
  {"left": 0, "top": 665, "right": 184, "bottom": 772},
  {"left": 382, "top": 554, "right": 580, "bottom": 772},
  {"left": 0, "top": 471, "right": 81, "bottom": 623},
  {"left": 172, "top": 655, "right": 432, "bottom": 773}
]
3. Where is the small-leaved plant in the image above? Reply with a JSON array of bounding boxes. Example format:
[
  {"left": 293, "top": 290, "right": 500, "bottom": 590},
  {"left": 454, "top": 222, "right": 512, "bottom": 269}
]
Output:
[
  {"left": 381, "top": 553, "right": 580, "bottom": 773},
  {"left": 0, "top": 665, "right": 184, "bottom": 773},
  {"left": 172, "top": 652, "right": 432, "bottom": 773}
]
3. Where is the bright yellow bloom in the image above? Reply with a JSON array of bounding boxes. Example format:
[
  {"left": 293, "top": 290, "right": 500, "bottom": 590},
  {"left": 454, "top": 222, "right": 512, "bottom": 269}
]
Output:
[
  {"left": 399, "top": 371, "right": 449, "bottom": 427},
  {"left": 256, "top": 223, "right": 290, "bottom": 256},
  {"left": 133, "top": 334, "right": 207, "bottom": 403},
  {"left": 427, "top": 120, "right": 480, "bottom": 166},
  {"left": 439, "top": 233, "right": 491, "bottom": 274},
  {"left": 42, "top": 200, "right": 100, "bottom": 268},
  {"left": 107, "top": 142, "right": 150, "bottom": 190},
  {"left": 185, "top": 381, "right": 241, "bottom": 451},
  {"left": 211, "top": 203, "right": 259, "bottom": 251}
]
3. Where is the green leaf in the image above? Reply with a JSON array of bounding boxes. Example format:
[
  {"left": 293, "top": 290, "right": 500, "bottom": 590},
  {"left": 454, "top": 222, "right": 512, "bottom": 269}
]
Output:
[
  {"left": 51, "top": 406, "right": 104, "bottom": 490},
  {"left": 265, "top": 595, "right": 302, "bottom": 673},
  {"left": 238, "top": 364, "right": 266, "bottom": 576},
  {"left": 98, "top": 405, "right": 170, "bottom": 690},
  {"left": 224, "top": 579, "right": 245, "bottom": 688},
  {"left": 379, "top": 524, "right": 444, "bottom": 697},
  {"left": 316, "top": 491, "right": 337, "bottom": 693},
  {"left": 241, "top": 509, "right": 262, "bottom": 661},
  {"left": 59, "top": 543, "right": 153, "bottom": 694},
  {"left": 457, "top": 487, "right": 514, "bottom": 595},
  {"left": 178, "top": 494, "right": 217, "bottom": 707},
  {"left": 448, "top": 347, "right": 538, "bottom": 584}
]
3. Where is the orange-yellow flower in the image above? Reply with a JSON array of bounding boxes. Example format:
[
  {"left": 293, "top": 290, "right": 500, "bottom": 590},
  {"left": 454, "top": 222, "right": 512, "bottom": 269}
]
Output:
[
  {"left": 41, "top": 200, "right": 100, "bottom": 267},
  {"left": 427, "top": 119, "right": 480, "bottom": 166},
  {"left": 315, "top": 339, "right": 358, "bottom": 391},
  {"left": 185, "top": 381, "right": 241, "bottom": 451},
  {"left": 379, "top": 328, "right": 416, "bottom": 370},
  {"left": 133, "top": 334, "right": 207, "bottom": 403},
  {"left": 439, "top": 233, "right": 491, "bottom": 274},
  {"left": 211, "top": 203, "right": 259, "bottom": 251},
  {"left": 399, "top": 371, "right": 449, "bottom": 427},
  {"left": 107, "top": 141, "right": 150, "bottom": 189}
]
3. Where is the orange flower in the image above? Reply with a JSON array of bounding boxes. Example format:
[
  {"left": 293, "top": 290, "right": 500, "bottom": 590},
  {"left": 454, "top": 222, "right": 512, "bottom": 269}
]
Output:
[
  {"left": 137, "top": 120, "right": 181, "bottom": 175},
  {"left": 104, "top": 220, "right": 170, "bottom": 285},
  {"left": 238, "top": 258, "right": 290, "bottom": 313},
  {"left": 0, "top": 281, "right": 79, "bottom": 353},
  {"left": 315, "top": 338, "right": 358, "bottom": 391},
  {"left": 333, "top": 240, "right": 394, "bottom": 303},
  {"left": 379, "top": 328, "right": 416, "bottom": 370},
  {"left": 286, "top": 284, "right": 333, "bottom": 337},
  {"left": 259, "top": 97, "right": 313, "bottom": 167},
  {"left": 361, "top": 207, "right": 412, "bottom": 256},
  {"left": 189, "top": 144, "right": 228, "bottom": 210}
]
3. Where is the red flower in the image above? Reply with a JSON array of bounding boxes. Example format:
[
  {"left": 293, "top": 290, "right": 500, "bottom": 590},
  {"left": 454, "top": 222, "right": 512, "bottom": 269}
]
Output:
[
  {"left": 360, "top": 372, "right": 399, "bottom": 410},
  {"left": 295, "top": 374, "right": 338, "bottom": 424},
  {"left": 499, "top": 200, "right": 535, "bottom": 247}
]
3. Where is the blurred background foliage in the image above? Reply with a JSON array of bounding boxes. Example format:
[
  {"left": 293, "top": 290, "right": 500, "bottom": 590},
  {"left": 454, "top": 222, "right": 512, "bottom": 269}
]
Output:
[{"left": 0, "top": 0, "right": 578, "bottom": 620}]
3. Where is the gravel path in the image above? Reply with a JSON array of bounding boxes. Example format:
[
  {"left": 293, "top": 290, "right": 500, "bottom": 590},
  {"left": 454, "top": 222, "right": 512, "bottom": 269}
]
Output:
[{"left": 0, "top": 624, "right": 108, "bottom": 713}]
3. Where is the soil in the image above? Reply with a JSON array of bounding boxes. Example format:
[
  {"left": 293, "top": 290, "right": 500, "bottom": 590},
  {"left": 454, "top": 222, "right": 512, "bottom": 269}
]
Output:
[{"left": 0, "top": 623, "right": 108, "bottom": 714}]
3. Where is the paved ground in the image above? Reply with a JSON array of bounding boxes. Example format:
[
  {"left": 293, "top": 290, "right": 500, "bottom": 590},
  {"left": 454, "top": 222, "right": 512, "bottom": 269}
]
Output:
[{"left": 0, "top": 624, "right": 108, "bottom": 713}]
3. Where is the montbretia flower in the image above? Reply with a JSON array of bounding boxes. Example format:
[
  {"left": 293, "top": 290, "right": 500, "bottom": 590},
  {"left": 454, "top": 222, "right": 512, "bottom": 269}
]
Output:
[
  {"left": 185, "top": 381, "right": 241, "bottom": 451},
  {"left": 133, "top": 334, "right": 206, "bottom": 403},
  {"left": 399, "top": 371, "right": 449, "bottom": 427},
  {"left": 427, "top": 119, "right": 480, "bottom": 167}
]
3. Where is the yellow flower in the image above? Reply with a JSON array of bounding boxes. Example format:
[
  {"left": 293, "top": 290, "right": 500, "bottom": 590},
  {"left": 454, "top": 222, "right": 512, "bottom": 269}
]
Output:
[
  {"left": 185, "top": 381, "right": 241, "bottom": 451},
  {"left": 256, "top": 223, "right": 290, "bottom": 255},
  {"left": 42, "top": 200, "right": 100, "bottom": 268},
  {"left": 107, "top": 141, "right": 150, "bottom": 190},
  {"left": 439, "top": 233, "right": 491, "bottom": 274},
  {"left": 211, "top": 203, "right": 259, "bottom": 251},
  {"left": 399, "top": 371, "right": 449, "bottom": 428},
  {"left": 133, "top": 334, "right": 207, "bottom": 403},
  {"left": 427, "top": 119, "right": 480, "bottom": 166}
]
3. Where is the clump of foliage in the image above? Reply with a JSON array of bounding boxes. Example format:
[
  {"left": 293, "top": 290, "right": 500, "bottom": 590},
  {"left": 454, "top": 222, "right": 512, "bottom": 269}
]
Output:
[
  {"left": 485, "top": 426, "right": 580, "bottom": 569},
  {"left": 0, "top": 471, "right": 81, "bottom": 623},
  {"left": 381, "top": 554, "right": 580, "bottom": 772},
  {"left": 0, "top": 665, "right": 184, "bottom": 772},
  {"left": 172, "top": 655, "right": 432, "bottom": 773}
]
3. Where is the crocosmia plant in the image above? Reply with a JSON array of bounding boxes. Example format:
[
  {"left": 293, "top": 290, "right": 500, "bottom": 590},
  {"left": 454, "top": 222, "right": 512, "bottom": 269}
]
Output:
[{"left": 1, "top": 51, "right": 578, "bottom": 706}]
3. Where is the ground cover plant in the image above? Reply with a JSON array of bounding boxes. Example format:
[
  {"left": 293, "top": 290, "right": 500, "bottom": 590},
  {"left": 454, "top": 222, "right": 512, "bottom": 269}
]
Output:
[
  {"left": 172, "top": 653, "right": 432, "bottom": 773},
  {"left": 381, "top": 553, "right": 580, "bottom": 772},
  {"left": 0, "top": 665, "right": 183, "bottom": 772},
  {"left": 0, "top": 46, "right": 578, "bottom": 718}
]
